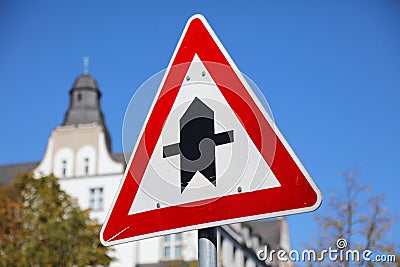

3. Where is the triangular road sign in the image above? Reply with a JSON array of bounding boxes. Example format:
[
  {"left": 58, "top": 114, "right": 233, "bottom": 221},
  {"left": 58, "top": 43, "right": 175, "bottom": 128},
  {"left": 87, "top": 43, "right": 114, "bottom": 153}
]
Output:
[{"left": 101, "top": 14, "right": 322, "bottom": 246}]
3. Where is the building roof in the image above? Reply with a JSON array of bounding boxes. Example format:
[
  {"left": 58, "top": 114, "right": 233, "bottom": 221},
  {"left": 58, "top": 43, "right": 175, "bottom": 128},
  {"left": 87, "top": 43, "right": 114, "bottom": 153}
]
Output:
[
  {"left": 245, "top": 219, "right": 284, "bottom": 249},
  {"left": 111, "top": 152, "right": 126, "bottom": 166},
  {"left": 0, "top": 161, "right": 39, "bottom": 186},
  {"left": 72, "top": 73, "right": 99, "bottom": 89}
]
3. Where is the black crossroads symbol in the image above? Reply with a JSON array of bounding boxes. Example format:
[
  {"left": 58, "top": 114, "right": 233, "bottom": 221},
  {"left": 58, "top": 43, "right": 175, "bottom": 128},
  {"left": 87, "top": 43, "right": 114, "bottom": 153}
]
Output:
[{"left": 163, "top": 97, "right": 234, "bottom": 193}]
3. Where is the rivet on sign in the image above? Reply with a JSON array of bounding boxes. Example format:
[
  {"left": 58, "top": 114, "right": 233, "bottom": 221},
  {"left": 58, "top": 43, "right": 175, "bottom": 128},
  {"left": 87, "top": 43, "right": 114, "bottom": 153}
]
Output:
[
  {"left": 156, "top": 203, "right": 161, "bottom": 208},
  {"left": 238, "top": 186, "right": 242, "bottom": 193},
  {"left": 202, "top": 71, "right": 206, "bottom": 77},
  {"left": 186, "top": 75, "right": 190, "bottom": 81}
]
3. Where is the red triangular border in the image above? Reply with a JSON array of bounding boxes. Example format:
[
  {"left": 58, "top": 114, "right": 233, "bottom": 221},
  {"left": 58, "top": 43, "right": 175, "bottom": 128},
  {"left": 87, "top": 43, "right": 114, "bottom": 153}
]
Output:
[{"left": 101, "top": 15, "right": 321, "bottom": 245}]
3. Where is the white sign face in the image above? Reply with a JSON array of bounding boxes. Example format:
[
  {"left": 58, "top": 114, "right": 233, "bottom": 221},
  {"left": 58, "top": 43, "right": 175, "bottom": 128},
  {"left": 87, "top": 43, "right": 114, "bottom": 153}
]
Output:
[{"left": 129, "top": 55, "right": 281, "bottom": 215}]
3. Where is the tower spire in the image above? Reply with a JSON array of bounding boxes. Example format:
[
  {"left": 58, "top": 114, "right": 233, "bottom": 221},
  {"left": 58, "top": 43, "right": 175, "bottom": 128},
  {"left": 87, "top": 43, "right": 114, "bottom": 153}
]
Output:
[
  {"left": 62, "top": 71, "right": 112, "bottom": 151},
  {"left": 83, "top": 56, "right": 89, "bottom": 74}
]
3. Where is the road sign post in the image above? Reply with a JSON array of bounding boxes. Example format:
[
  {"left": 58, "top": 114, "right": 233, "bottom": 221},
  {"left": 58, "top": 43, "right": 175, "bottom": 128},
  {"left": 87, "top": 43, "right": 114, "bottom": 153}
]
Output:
[{"left": 198, "top": 227, "right": 217, "bottom": 267}]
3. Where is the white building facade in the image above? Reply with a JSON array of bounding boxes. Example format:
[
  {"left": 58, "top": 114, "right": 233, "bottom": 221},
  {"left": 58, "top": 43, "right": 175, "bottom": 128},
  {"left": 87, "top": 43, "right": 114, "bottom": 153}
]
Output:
[{"left": 28, "top": 72, "right": 292, "bottom": 267}]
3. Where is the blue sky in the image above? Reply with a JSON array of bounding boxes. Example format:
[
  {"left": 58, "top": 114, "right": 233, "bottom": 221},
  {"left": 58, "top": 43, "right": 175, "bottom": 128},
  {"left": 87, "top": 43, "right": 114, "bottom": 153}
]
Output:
[{"left": 1, "top": 0, "right": 399, "bottom": 256}]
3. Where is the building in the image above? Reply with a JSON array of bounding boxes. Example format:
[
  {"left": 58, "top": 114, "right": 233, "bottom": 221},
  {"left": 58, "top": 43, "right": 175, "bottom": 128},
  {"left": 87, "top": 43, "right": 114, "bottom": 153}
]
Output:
[{"left": 0, "top": 71, "right": 292, "bottom": 267}]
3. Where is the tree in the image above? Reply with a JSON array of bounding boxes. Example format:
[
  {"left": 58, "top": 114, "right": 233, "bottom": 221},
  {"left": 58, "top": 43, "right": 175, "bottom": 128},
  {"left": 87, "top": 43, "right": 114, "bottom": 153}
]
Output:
[
  {"left": 310, "top": 168, "right": 399, "bottom": 266},
  {"left": 0, "top": 183, "right": 25, "bottom": 266},
  {"left": 0, "top": 173, "right": 113, "bottom": 266}
]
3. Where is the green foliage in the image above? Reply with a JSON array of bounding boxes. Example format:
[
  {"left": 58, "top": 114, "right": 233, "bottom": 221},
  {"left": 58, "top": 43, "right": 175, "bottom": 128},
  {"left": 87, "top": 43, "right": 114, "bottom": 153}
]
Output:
[{"left": 0, "top": 173, "right": 112, "bottom": 266}]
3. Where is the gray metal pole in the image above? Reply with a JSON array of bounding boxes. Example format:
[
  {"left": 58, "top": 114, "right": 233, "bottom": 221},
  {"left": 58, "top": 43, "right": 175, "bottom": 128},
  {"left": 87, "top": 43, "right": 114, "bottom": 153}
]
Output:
[{"left": 198, "top": 227, "right": 217, "bottom": 267}]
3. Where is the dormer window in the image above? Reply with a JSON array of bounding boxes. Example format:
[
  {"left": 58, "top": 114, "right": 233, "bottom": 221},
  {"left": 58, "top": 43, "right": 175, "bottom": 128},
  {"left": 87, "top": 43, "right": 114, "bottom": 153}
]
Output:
[
  {"left": 84, "top": 158, "right": 89, "bottom": 175},
  {"left": 54, "top": 148, "right": 74, "bottom": 178},
  {"left": 62, "top": 160, "right": 67, "bottom": 177}
]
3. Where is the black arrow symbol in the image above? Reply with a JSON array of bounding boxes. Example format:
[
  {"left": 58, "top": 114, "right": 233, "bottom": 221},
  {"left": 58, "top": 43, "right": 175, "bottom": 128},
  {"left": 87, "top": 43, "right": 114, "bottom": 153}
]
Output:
[{"left": 163, "top": 97, "right": 234, "bottom": 193}]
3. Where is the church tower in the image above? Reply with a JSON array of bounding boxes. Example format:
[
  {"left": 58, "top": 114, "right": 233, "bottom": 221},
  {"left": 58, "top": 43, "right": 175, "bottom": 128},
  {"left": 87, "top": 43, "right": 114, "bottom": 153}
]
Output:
[
  {"left": 63, "top": 73, "right": 112, "bottom": 150},
  {"left": 34, "top": 72, "right": 124, "bottom": 179},
  {"left": 32, "top": 71, "right": 136, "bottom": 266}
]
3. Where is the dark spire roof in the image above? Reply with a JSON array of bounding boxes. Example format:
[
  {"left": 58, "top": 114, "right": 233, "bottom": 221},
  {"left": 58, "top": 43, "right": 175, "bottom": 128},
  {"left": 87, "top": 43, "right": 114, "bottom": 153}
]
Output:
[
  {"left": 62, "top": 73, "right": 112, "bottom": 151},
  {"left": 72, "top": 73, "right": 99, "bottom": 89}
]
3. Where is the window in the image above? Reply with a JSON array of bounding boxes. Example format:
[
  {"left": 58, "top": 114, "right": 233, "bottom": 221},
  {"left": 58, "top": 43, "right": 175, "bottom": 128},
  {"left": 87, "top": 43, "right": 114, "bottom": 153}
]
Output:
[
  {"left": 62, "top": 160, "right": 67, "bottom": 177},
  {"left": 175, "top": 233, "right": 181, "bottom": 242},
  {"left": 84, "top": 158, "right": 89, "bottom": 175},
  {"left": 175, "top": 245, "right": 182, "bottom": 258},
  {"left": 164, "top": 246, "right": 171, "bottom": 258},
  {"left": 89, "top": 187, "right": 104, "bottom": 211},
  {"left": 162, "top": 233, "right": 183, "bottom": 260}
]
